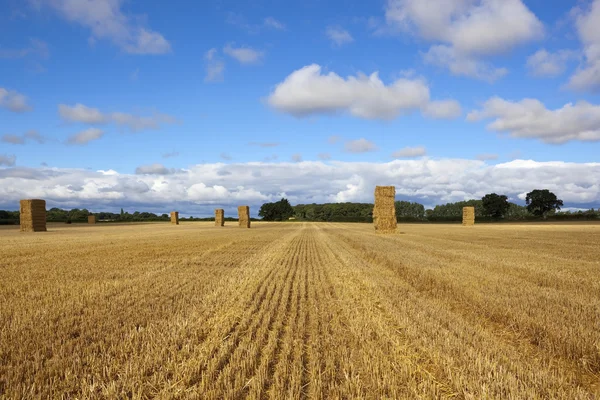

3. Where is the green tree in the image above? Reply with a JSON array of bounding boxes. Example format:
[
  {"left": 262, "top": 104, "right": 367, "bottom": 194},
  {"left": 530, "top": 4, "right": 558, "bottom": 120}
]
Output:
[
  {"left": 259, "top": 198, "right": 294, "bottom": 221},
  {"left": 481, "top": 193, "right": 510, "bottom": 219},
  {"left": 525, "top": 189, "right": 564, "bottom": 218}
]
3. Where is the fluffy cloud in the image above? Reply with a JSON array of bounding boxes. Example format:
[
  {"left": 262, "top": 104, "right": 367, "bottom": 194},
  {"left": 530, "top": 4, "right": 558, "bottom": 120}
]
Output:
[
  {"left": 223, "top": 44, "right": 263, "bottom": 64},
  {"left": 33, "top": 0, "right": 171, "bottom": 55},
  {"left": 135, "top": 163, "right": 179, "bottom": 175},
  {"left": 67, "top": 128, "right": 105, "bottom": 145},
  {"left": 58, "top": 103, "right": 177, "bottom": 132},
  {"left": 0, "top": 87, "right": 32, "bottom": 112},
  {"left": 421, "top": 99, "right": 462, "bottom": 119},
  {"left": 392, "top": 146, "right": 426, "bottom": 158},
  {"left": 567, "top": 0, "right": 600, "bottom": 91},
  {"left": 326, "top": 26, "right": 354, "bottom": 46},
  {"left": 1, "top": 134, "right": 25, "bottom": 145},
  {"left": 1, "top": 159, "right": 599, "bottom": 214},
  {"left": 0, "top": 38, "right": 49, "bottom": 59},
  {"left": 526, "top": 49, "right": 579, "bottom": 77},
  {"left": 344, "top": 138, "right": 378, "bottom": 153},
  {"left": 422, "top": 45, "right": 508, "bottom": 82},
  {"left": 0, "top": 155, "right": 16, "bottom": 167},
  {"left": 204, "top": 48, "right": 225, "bottom": 82},
  {"left": 467, "top": 97, "right": 600, "bottom": 143},
  {"left": 263, "top": 17, "right": 285, "bottom": 30},
  {"left": 268, "top": 64, "right": 460, "bottom": 120},
  {"left": 386, "top": 0, "right": 543, "bottom": 81},
  {"left": 318, "top": 153, "right": 332, "bottom": 160},
  {"left": 291, "top": 154, "right": 303, "bottom": 162},
  {"left": 476, "top": 153, "right": 499, "bottom": 161}
]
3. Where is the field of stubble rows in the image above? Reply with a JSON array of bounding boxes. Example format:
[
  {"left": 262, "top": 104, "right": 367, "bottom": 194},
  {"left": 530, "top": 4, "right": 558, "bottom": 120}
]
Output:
[{"left": 0, "top": 221, "right": 599, "bottom": 399}]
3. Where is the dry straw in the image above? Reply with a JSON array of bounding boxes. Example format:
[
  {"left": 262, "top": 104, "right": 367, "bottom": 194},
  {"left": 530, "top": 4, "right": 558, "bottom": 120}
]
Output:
[
  {"left": 20, "top": 199, "right": 47, "bottom": 232},
  {"left": 462, "top": 206, "right": 475, "bottom": 226},
  {"left": 238, "top": 206, "right": 251, "bottom": 228},
  {"left": 88, "top": 215, "right": 96, "bottom": 224},
  {"left": 215, "top": 209, "right": 225, "bottom": 227},
  {"left": 373, "top": 186, "right": 397, "bottom": 234},
  {"left": 170, "top": 211, "right": 179, "bottom": 225}
]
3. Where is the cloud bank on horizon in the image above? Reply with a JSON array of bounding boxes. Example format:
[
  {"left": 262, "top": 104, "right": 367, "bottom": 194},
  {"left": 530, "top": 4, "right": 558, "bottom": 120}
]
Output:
[{"left": 1, "top": 0, "right": 600, "bottom": 214}]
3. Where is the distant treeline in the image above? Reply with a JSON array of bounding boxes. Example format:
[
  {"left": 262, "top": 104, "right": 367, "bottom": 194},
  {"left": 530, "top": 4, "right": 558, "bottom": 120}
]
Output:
[
  {"left": 0, "top": 208, "right": 259, "bottom": 225},
  {"left": 292, "top": 200, "right": 600, "bottom": 223}
]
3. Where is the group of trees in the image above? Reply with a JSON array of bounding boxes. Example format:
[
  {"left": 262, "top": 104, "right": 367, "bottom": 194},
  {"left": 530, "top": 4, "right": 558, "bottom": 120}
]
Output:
[
  {"left": 0, "top": 189, "right": 588, "bottom": 225},
  {"left": 259, "top": 190, "right": 577, "bottom": 223}
]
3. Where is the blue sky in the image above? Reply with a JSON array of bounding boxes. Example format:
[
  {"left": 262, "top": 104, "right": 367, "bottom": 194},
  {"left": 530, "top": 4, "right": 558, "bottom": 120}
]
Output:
[{"left": 1, "top": 0, "right": 600, "bottom": 216}]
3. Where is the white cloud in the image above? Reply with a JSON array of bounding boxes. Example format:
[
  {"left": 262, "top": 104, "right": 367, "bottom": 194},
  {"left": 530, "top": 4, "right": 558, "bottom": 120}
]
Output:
[
  {"left": 422, "top": 99, "right": 462, "bottom": 119},
  {"left": 0, "top": 87, "right": 32, "bottom": 112},
  {"left": 345, "top": 138, "right": 378, "bottom": 153},
  {"left": 527, "top": 49, "right": 579, "bottom": 77},
  {"left": 422, "top": 45, "right": 508, "bottom": 82},
  {"left": 204, "top": 48, "right": 225, "bottom": 83},
  {"left": 59, "top": 103, "right": 106, "bottom": 123},
  {"left": 385, "top": 0, "right": 543, "bottom": 55},
  {"left": 264, "top": 17, "right": 285, "bottom": 30},
  {"left": 0, "top": 155, "right": 16, "bottom": 166},
  {"left": 567, "top": 0, "right": 600, "bottom": 91},
  {"left": 268, "top": 64, "right": 460, "bottom": 120},
  {"left": 326, "top": 26, "right": 354, "bottom": 46},
  {"left": 318, "top": 153, "right": 332, "bottom": 160},
  {"left": 1, "top": 130, "right": 46, "bottom": 145},
  {"left": 291, "top": 153, "right": 303, "bottom": 162},
  {"left": 220, "top": 152, "right": 232, "bottom": 160},
  {"left": 223, "top": 44, "right": 263, "bottom": 64},
  {"left": 392, "top": 146, "right": 426, "bottom": 158},
  {"left": 476, "top": 153, "right": 499, "bottom": 161},
  {"left": 386, "top": 0, "right": 543, "bottom": 81},
  {"left": 467, "top": 97, "right": 600, "bottom": 143},
  {"left": 58, "top": 103, "right": 177, "bottom": 132},
  {"left": 34, "top": 0, "right": 171, "bottom": 55},
  {"left": 67, "top": 128, "right": 105, "bottom": 145},
  {"left": 135, "top": 163, "right": 178, "bottom": 175},
  {"left": 0, "top": 38, "right": 49, "bottom": 59},
  {"left": 1, "top": 134, "right": 25, "bottom": 145},
  {"left": 1, "top": 159, "right": 599, "bottom": 214}
]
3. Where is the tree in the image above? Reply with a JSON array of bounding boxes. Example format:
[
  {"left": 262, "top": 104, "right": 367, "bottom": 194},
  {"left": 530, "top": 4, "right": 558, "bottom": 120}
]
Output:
[
  {"left": 525, "top": 189, "right": 564, "bottom": 218},
  {"left": 259, "top": 198, "right": 294, "bottom": 221},
  {"left": 481, "top": 193, "right": 510, "bottom": 219}
]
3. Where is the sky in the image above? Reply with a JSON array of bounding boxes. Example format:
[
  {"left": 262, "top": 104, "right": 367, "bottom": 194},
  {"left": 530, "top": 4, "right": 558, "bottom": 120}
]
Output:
[{"left": 1, "top": 0, "right": 600, "bottom": 217}]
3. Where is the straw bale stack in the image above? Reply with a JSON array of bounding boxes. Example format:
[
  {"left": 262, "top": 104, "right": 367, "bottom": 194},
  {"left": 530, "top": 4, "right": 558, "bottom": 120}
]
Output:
[
  {"left": 373, "top": 186, "right": 397, "bottom": 234},
  {"left": 170, "top": 211, "right": 179, "bottom": 225},
  {"left": 88, "top": 215, "right": 96, "bottom": 224},
  {"left": 238, "top": 206, "right": 250, "bottom": 228},
  {"left": 20, "top": 199, "right": 47, "bottom": 232},
  {"left": 462, "top": 206, "right": 475, "bottom": 226},
  {"left": 215, "top": 209, "right": 225, "bottom": 226}
]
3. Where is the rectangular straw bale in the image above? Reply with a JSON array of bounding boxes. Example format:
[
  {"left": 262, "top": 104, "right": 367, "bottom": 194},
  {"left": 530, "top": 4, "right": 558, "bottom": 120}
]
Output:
[
  {"left": 237, "top": 205, "right": 251, "bottom": 228},
  {"left": 373, "top": 186, "right": 397, "bottom": 234},
  {"left": 20, "top": 199, "right": 47, "bottom": 232},
  {"left": 170, "top": 211, "right": 179, "bottom": 225},
  {"left": 462, "top": 206, "right": 475, "bottom": 226},
  {"left": 88, "top": 215, "right": 96, "bottom": 224},
  {"left": 215, "top": 209, "right": 225, "bottom": 226}
]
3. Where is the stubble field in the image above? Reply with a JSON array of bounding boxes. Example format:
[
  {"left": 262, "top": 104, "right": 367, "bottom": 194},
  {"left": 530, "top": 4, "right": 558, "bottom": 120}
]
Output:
[{"left": 1, "top": 222, "right": 599, "bottom": 399}]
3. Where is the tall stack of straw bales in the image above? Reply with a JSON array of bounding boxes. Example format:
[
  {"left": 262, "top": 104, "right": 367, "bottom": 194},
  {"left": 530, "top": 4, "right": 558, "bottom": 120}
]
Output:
[
  {"left": 462, "top": 206, "right": 475, "bottom": 226},
  {"left": 20, "top": 199, "right": 47, "bottom": 232},
  {"left": 238, "top": 206, "right": 250, "bottom": 228},
  {"left": 373, "top": 186, "right": 397, "bottom": 234},
  {"left": 215, "top": 209, "right": 224, "bottom": 226},
  {"left": 170, "top": 211, "right": 179, "bottom": 225},
  {"left": 88, "top": 215, "right": 96, "bottom": 224}
]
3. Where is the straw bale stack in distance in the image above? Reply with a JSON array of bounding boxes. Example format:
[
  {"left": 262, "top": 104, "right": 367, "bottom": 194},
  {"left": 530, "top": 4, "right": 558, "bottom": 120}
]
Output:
[
  {"left": 215, "top": 209, "right": 225, "bottom": 226},
  {"left": 20, "top": 199, "right": 47, "bottom": 232},
  {"left": 238, "top": 206, "right": 250, "bottom": 228},
  {"left": 373, "top": 186, "right": 397, "bottom": 234},
  {"left": 462, "top": 206, "right": 475, "bottom": 226},
  {"left": 170, "top": 211, "right": 179, "bottom": 225},
  {"left": 88, "top": 215, "right": 96, "bottom": 224}
]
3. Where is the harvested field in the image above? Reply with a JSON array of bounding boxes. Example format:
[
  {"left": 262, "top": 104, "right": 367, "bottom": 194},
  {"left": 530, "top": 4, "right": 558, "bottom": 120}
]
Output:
[{"left": 0, "top": 222, "right": 599, "bottom": 399}]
